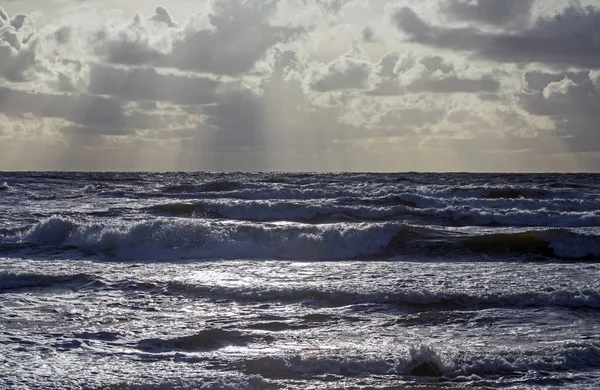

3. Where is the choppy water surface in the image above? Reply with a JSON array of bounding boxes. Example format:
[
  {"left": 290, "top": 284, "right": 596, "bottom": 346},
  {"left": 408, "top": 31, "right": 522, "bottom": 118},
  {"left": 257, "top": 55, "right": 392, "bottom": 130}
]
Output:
[{"left": 1, "top": 172, "right": 599, "bottom": 389}]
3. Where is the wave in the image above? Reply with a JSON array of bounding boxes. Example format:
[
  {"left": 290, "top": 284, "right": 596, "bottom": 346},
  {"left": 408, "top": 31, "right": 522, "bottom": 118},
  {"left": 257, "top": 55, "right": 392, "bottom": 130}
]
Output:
[
  {"left": 136, "top": 329, "right": 261, "bottom": 352},
  {"left": 419, "top": 206, "right": 600, "bottom": 228},
  {"left": 105, "top": 377, "right": 264, "bottom": 390},
  {"left": 147, "top": 203, "right": 224, "bottom": 218},
  {"left": 16, "top": 217, "right": 398, "bottom": 260},
  {"left": 461, "top": 229, "right": 600, "bottom": 259},
  {"left": 162, "top": 180, "right": 244, "bottom": 194},
  {"left": 480, "top": 187, "right": 547, "bottom": 199},
  {"left": 144, "top": 198, "right": 600, "bottom": 228},
  {"left": 244, "top": 342, "right": 600, "bottom": 380},
  {"left": 244, "top": 345, "right": 450, "bottom": 378},
  {"left": 3, "top": 217, "right": 599, "bottom": 261},
  {"left": 0, "top": 182, "right": 9, "bottom": 191},
  {"left": 145, "top": 200, "right": 400, "bottom": 223},
  {"left": 5, "top": 270, "right": 596, "bottom": 309},
  {"left": 145, "top": 186, "right": 600, "bottom": 226},
  {"left": 156, "top": 280, "right": 600, "bottom": 309},
  {"left": 386, "top": 227, "right": 600, "bottom": 260},
  {"left": 0, "top": 272, "right": 102, "bottom": 291}
]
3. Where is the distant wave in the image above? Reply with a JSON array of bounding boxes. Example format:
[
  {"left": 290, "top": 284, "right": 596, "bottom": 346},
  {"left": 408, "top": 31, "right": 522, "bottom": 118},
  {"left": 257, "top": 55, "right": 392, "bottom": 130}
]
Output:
[
  {"left": 161, "top": 180, "right": 244, "bottom": 194},
  {"left": 147, "top": 203, "right": 224, "bottom": 218},
  {"left": 480, "top": 187, "right": 547, "bottom": 199},
  {"left": 145, "top": 200, "right": 399, "bottom": 223},
  {"left": 143, "top": 198, "right": 600, "bottom": 228}
]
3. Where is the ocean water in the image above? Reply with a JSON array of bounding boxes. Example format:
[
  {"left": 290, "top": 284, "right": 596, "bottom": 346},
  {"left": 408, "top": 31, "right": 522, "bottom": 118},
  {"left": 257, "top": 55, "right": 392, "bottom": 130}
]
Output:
[{"left": 1, "top": 172, "right": 599, "bottom": 389}]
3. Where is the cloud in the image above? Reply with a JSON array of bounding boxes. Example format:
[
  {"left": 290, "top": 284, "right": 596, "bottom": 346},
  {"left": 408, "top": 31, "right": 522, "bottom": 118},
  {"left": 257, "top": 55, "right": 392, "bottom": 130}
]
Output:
[
  {"left": 88, "top": 65, "right": 219, "bottom": 105},
  {"left": 1, "top": 0, "right": 599, "bottom": 171},
  {"left": 0, "top": 87, "right": 122, "bottom": 126},
  {"left": 0, "top": 7, "right": 37, "bottom": 81},
  {"left": 520, "top": 70, "right": 600, "bottom": 152},
  {"left": 25, "top": 1, "right": 307, "bottom": 82},
  {"left": 315, "top": 0, "right": 356, "bottom": 13},
  {"left": 407, "top": 75, "right": 500, "bottom": 94},
  {"left": 149, "top": 6, "right": 178, "bottom": 27},
  {"left": 202, "top": 86, "right": 266, "bottom": 151},
  {"left": 305, "top": 38, "right": 375, "bottom": 92},
  {"left": 393, "top": 5, "right": 600, "bottom": 69},
  {"left": 0, "top": 86, "right": 192, "bottom": 138},
  {"left": 361, "top": 26, "right": 380, "bottom": 43},
  {"left": 164, "top": 1, "right": 305, "bottom": 75},
  {"left": 443, "top": 0, "right": 535, "bottom": 28},
  {"left": 304, "top": 40, "right": 501, "bottom": 96},
  {"left": 77, "top": 1, "right": 305, "bottom": 75},
  {"left": 369, "top": 51, "right": 501, "bottom": 95}
]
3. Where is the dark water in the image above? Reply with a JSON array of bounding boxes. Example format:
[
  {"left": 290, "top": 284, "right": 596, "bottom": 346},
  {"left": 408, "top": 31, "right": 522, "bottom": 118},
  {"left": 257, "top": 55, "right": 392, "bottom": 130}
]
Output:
[{"left": 0, "top": 172, "right": 599, "bottom": 389}]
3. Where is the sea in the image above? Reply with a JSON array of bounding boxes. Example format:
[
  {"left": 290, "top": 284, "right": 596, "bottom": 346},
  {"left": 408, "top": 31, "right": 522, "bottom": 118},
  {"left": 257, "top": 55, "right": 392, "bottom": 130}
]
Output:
[{"left": 0, "top": 172, "right": 599, "bottom": 389}]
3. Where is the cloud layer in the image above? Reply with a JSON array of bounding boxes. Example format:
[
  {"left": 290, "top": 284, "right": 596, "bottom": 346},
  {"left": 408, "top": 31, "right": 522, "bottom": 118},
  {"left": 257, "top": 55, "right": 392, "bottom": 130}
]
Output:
[{"left": 0, "top": 0, "right": 599, "bottom": 171}]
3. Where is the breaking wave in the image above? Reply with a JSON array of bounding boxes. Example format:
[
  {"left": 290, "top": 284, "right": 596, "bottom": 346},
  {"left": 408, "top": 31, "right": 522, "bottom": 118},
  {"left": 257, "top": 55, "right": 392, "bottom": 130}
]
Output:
[
  {"left": 244, "top": 342, "right": 600, "bottom": 380},
  {"left": 3, "top": 217, "right": 599, "bottom": 260}
]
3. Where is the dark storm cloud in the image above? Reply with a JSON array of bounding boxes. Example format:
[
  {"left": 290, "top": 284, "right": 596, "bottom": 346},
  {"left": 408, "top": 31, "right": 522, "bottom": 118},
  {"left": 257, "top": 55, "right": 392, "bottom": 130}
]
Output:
[
  {"left": 519, "top": 70, "right": 600, "bottom": 152},
  {"left": 443, "top": 0, "right": 535, "bottom": 27},
  {"left": 88, "top": 65, "right": 219, "bottom": 105},
  {"left": 393, "top": 5, "right": 600, "bottom": 68}
]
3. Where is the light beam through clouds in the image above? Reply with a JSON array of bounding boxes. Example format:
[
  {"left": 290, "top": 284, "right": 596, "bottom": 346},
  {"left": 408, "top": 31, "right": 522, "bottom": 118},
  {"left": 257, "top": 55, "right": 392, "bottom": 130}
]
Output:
[{"left": 0, "top": 0, "right": 599, "bottom": 171}]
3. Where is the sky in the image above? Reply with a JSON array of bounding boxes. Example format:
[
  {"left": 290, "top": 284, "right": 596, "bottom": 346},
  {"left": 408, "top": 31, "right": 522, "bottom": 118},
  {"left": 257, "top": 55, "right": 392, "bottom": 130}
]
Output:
[{"left": 1, "top": 0, "right": 600, "bottom": 172}]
